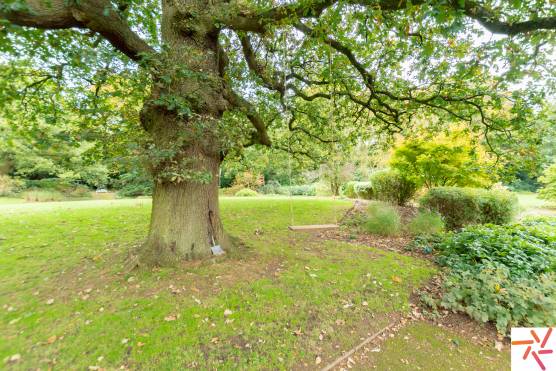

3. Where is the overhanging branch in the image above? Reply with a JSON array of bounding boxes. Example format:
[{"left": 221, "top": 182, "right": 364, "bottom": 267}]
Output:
[{"left": 1, "top": 0, "right": 156, "bottom": 62}]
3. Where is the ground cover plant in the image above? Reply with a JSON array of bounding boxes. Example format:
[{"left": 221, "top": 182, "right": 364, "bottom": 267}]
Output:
[{"left": 428, "top": 219, "right": 556, "bottom": 334}]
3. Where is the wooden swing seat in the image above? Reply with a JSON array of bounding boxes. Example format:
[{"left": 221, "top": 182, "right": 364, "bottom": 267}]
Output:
[{"left": 288, "top": 224, "right": 339, "bottom": 232}]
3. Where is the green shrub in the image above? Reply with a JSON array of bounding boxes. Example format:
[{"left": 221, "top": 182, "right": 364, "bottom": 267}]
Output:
[
  {"left": 364, "top": 202, "right": 401, "bottom": 236},
  {"left": 220, "top": 184, "right": 244, "bottom": 196},
  {"left": 258, "top": 180, "right": 281, "bottom": 195},
  {"left": 117, "top": 183, "right": 153, "bottom": 198},
  {"left": 342, "top": 181, "right": 357, "bottom": 198},
  {"left": 370, "top": 169, "right": 418, "bottom": 206},
  {"left": 407, "top": 210, "right": 445, "bottom": 236},
  {"left": 539, "top": 162, "right": 556, "bottom": 200},
  {"left": 234, "top": 188, "right": 259, "bottom": 197},
  {"left": 342, "top": 181, "right": 373, "bottom": 199},
  {"left": 420, "top": 187, "right": 518, "bottom": 230},
  {"left": 22, "top": 190, "right": 64, "bottom": 202},
  {"left": 431, "top": 219, "right": 556, "bottom": 333},
  {"left": 441, "top": 265, "right": 556, "bottom": 334},
  {"left": 68, "top": 185, "right": 92, "bottom": 198},
  {"left": 280, "top": 184, "right": 316, "bottom": 196},
  {"left": 0, "top": 175, "right": 25, "bottom": 196},
  {"left": 354, "top": 182, "right": 373, "bottom": 199}
]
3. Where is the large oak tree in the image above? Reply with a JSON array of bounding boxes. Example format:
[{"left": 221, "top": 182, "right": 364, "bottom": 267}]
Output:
[{"left": 1, "top": 0, "right": 555, "bottom": 265}]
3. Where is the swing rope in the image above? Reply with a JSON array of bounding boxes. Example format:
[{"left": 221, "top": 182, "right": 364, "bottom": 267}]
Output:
[
  {"left": 283, "top": 31, "right": 295, "bottom": 228},
  {"left": 285, "top": 31, "right": 340, "bottom": 232}
]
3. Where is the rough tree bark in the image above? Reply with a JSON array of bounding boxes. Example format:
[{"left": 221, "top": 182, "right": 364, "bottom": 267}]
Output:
[{"left": 137, "top": 0, "right": 231, "bottom": 265}]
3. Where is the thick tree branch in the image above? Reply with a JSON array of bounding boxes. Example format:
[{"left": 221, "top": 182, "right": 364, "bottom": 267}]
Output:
[
  {"left": 238, "top": 33, "right": 285, "bottom": 94},
  {"left": 455, "top": 0, "right": 556, "bottom": 35},
  {"left": 1, "top": 0, "right": 156, "bottom": 61},
  {"left": 217, "top": 41, "right": 272, "bottom": 146},
  {"left": 223, "top": 0, "right": 555, "bottom": 36}
]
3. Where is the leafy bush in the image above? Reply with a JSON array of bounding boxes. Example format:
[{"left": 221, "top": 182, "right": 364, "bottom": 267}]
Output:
[
  {"left": 258, "top": 180, "right": 281, "bottom": 195},
  {"left": 432, "top": 220, "right": 556, "bottom": 333},
  {"left": 117, "top": 184, "right": 152, "bottom": 198},
  {"left": 233, "top": 171, "right": 263, "bottom": 189},
  {"left": 116, "top": 171, "right": 153, "bottom": 198},
  {"left": 22, "top": 190, "right": 64, "bottom": 202},
  {"left": 420, "top": 187, "right": 518, "bottom": 230},
  {"left": 234, "top": 188, "right": 259, "bottom": 197},
  {"left": 25, "top": 178, "right": 72, "bottom": 191},
  {"left": 280, "top": 184, "right": 316, "bottom": 196},
  {"left": 437, "top": 224, "right": 556, "bottom": 275},
  {"left": 69, "top": 185, "right": 92, "bottom": 198},
  {"left": 370, "top": 169, "right": 418, "bottom": 206},
  {"left": 539, "top": 162, "right": 556, "bottom": 200},
  {"left": 342, "top": 181, "right": 373, "bottom": 199},
  {"left": 342, "top": 181, "right": 357, "bottom": 198},
  {"left": 407, "top": 210, "right": 445, "bottom": 236},
  {"left": 364, "top": 202, "right": 401, "bottom": 236},
  {"left": 441, "top": 265, "right": 556, "bottom": 334},
  {"left": 220, "top": 184, "right": 244, "bottom": 196},
  {"left": 0, "top": 175, "right": 24, "bottom": 196}
]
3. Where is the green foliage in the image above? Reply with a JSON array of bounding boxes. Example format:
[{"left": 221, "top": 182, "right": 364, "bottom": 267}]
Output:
[
  {"left": 420, "top": 187, "right": 518, "bottom": 230},
  {"left": 258, "top": 180, "right": 282, "bottom": 195},
  {"left": 407, "top": 210, "right": 445, "bottom": 236},
  {"left": 364, "top": 202, "right": 401, "bottom": 236},
  {"left": 433, "top": 220, "right": 556, "bottom": 333},
  {"left": 390, "top": 134, "right": 495, "bottom": 189},
  {"left": 441, "top": 265, "right": 556, "bottom": 334},
  {"left": 0, "top": 175, "right": 24, "bottom": 196},
  {"left": 22, "top": 190, "right": 64, "bottom": 202},
  {"left": 342, "top": 181, "right": 357, "bottom": 198},
  {"left": 281, "top": 184, "right": 316, "bottom": 196},
  {"left": 116, "top": 171, "right": 153, "bottom": 198},
  {"left": 342, "top": 181, "right": 373, "bottom": 199},
  {"left": 539, "top": 161, "right": 556, "bottom": 200},
  {"left": 234, "top": 188, "right": 259, "bottom": 197},
  {"left": 370, "top": 169, "right": 418, "bottom": 206}
]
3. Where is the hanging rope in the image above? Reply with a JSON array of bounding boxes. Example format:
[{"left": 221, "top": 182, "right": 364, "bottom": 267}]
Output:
[
  {"left": 282, "top": 31, "right": 295, "bottom": 228},
  {"left": 328, "top": 44, "right": 340, "bottom": 225}
]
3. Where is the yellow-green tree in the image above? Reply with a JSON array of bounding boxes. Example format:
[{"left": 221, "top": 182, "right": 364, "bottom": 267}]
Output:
[{"left": 390, "top": 132, "right": 496, "bottom": 189}]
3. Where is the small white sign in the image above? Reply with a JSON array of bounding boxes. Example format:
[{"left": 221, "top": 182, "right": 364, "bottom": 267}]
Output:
[{"left": 511, "top": 327, "right": 555, "bottom": 371}]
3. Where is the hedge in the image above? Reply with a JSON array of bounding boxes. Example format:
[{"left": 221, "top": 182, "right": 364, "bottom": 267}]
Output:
[{"left": 420, "top": 187, "right": 518, "bottom": 230}]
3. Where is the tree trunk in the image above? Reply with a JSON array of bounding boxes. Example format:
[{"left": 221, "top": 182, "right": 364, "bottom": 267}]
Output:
[
  {"left": 139, "top": 155, "right": 230, "bottom": 265},
  {"left": 136, "top": 0, "right": 232, "bottom": 265}
]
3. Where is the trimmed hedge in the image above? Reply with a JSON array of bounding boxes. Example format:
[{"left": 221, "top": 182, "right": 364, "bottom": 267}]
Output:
[
  {"left": 370, "top": 169, "right": 418, "bottom": 206},
  {"left": 342, "top": 181, "right": 373, "bottom": 199},
  {"left": 420, "top": 187, "right": 518, "bottom": 230},
  {"left": 280, "top": 184, "right": 316, "bottom": 196},
  {"left": 235, "top": 188, "right": 259, "bottom": 197}
]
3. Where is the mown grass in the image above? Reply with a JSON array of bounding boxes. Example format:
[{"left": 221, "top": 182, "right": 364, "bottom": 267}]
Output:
[
  {"left": 365, "top": 322, "right": 509, "bottom": 370},
  {"left": 0, "top": 197, "right": 500, "bottom": 369}
]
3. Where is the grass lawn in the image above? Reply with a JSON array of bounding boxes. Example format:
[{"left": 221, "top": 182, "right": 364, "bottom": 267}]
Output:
[
  {"left": 1, "top": 197, "right": 507, "bottom": 369},
  {"left": 517, "top": 192, "right": 556, "bottom": 218}
]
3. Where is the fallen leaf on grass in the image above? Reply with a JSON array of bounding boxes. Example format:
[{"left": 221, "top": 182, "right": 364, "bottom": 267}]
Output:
[
  {"left": 224, "top": 309, "right": 233, "bottom": 317},
  {"left": 46, "top": 299, "right": 55, "bottom": 305},
  {"left": 47, "top": 335, "right": 57, "bottom": 344},
  {"left": 164, "top": 315, "right": 177, "bottom": 322},
  {"left": 5, "top": 354, "right": 21, "bottom": 364},
  {"left": 391, "top": 276, "right": 402, "bottom": 283}
]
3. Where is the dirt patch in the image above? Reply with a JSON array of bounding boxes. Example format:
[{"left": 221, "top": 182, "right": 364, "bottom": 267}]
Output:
[{"left": 45, "top": 240, "right": 286, "bottom": 305}]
